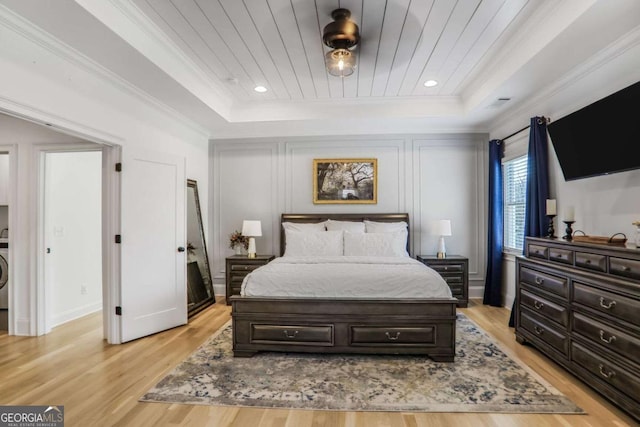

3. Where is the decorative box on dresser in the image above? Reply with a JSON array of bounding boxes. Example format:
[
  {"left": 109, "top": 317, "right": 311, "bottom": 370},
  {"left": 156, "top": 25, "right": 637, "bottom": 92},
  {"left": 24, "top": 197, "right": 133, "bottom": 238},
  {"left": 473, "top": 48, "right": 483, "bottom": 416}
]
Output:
[
  {"left": 515, "top": 237, "right": 640, "bottom": 422},
  {"left": 417, "top": 255, "right": 468, "bottom": 307},
  {"left": 225, "top": 255, "right": 275, "bottom": 305}
]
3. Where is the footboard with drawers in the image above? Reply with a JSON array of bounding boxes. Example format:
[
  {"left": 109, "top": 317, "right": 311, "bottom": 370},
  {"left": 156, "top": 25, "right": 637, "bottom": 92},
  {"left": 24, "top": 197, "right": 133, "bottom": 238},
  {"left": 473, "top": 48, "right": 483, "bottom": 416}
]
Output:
[{"left": 515, "top": 237, "right": 640, "bottom": 422}]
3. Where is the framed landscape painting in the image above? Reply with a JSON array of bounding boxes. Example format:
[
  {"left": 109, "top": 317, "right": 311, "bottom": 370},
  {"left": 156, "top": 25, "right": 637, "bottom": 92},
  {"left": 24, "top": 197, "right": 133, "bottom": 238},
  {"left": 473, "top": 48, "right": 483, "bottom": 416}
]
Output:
[{"left": 313, "top": 158, "right": 377, "bottom": 204}]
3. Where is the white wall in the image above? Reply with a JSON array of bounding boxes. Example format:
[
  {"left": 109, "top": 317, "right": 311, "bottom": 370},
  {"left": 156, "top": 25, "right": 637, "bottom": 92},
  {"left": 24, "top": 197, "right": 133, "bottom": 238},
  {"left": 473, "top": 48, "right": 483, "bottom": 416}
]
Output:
[
  {"left": 0, "top": 16, "right": 210, "bottom": 336},
  {"left": 45, "top": 151, "right": 102, "bottom": 327},
  {"left": 211, "top": 134, "right": 488, "bottom": 299}
]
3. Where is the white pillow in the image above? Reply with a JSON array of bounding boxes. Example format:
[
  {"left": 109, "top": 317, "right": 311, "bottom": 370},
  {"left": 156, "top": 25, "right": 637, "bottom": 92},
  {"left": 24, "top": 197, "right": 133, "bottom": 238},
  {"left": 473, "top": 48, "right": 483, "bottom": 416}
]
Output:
[
  {"left": 344, "top": 231, "right": 409, "bottom": 257},
  {"left": 282, "top": 221, "right": 327, "bottom": 232},
  {"left": 364, "top": 220, "right": 408, "bottom": 233},
  {"left": 326, "top": 219, "right": 365, "bottom": 233},
  {"left": 284, "top": 230, "right": 343, "bottom": 256}
]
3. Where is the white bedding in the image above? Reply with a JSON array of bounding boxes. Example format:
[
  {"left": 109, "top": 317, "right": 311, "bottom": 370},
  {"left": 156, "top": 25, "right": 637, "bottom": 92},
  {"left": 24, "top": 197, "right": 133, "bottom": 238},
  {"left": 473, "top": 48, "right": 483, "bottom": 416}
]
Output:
[{"left": 241, "top": 256, "right": 454, "bottom": 299}]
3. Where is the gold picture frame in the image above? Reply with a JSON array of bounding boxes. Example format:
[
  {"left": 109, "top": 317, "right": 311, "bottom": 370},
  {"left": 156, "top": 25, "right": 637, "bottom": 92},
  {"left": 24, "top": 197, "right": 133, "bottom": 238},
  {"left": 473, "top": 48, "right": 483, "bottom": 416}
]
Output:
[{"left": 313, "top": 158, "right": 377, "bottom": 204}]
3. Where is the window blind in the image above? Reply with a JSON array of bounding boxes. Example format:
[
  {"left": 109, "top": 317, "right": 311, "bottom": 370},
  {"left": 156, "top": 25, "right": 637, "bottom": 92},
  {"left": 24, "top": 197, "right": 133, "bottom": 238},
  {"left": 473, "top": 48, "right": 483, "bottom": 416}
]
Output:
[{"left": 503, "top": 155, "right": 528, "bottom": 251}]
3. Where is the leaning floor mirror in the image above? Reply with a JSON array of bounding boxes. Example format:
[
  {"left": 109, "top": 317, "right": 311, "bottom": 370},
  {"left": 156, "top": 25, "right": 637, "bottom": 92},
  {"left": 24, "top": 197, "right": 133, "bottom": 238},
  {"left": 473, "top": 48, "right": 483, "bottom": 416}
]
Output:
[{"left": 186, "top": 179, "right": 215, "bottom": 316}]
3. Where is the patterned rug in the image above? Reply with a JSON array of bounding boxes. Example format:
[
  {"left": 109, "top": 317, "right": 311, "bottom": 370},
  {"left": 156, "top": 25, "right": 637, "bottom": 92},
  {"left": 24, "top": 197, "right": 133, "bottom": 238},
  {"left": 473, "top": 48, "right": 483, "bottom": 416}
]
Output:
[{"left": 140, "top": 314, "right": 584, "bottom": 414}]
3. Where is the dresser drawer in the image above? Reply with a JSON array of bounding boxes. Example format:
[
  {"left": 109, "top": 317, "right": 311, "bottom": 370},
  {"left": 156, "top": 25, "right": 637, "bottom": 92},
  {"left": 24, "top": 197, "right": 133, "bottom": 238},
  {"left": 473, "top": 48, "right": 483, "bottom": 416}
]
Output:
[
  {"left": 573, "top": 282, "right": 639, "bottom": 326},
  {"left": 250, "top": 324, "right": 333, "bottom": 346},
  {"left": 575, "top": 252, "right": 607, "bottom": 272},
  {"left": 520, "top": 267, "right": 569, "bottom": 298},
  {"left": 609, "top": 257, "right": 640, "bottom": 281},
  {"left": 429, "top": 263, "right": 464, "bottom": 273},
  {"left": 520, "top": 289, "right": 568, "bottom": 327},
  {"left": 528, "top": 244, "right": 549, "bottom": 260},
  {"left": 573, "top": 312, "right": 640, "bottom": 362},
  {"left": 549, "top": 247, "right": 574, "bottom": 265},
  {"left": 350, "top": 325, "right": 435, "bottom": 346},
  {"left": 521, "top": 311, "right": 569, "bottom": 356},
  {"left": 572, "top": 341, "right": 640, "bottom": 401}
]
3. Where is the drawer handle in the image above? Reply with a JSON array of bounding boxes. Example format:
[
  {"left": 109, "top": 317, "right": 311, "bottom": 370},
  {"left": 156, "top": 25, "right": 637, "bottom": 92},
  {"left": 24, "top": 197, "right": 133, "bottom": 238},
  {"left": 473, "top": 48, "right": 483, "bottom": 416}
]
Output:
[
  {"left": 443, "top": 267, "right": 448, "bottom": 271},
  {"left": 621, "top": 266, "right": 631, "bottom": 272},
  {"left": 585, "top": 259, "right": 591, "bottom": 264},
  {"left": 599, "top": 297, "right": 616, "bottom": 310},
  {"left": 283, "top": 330, "right": 299, "bottom": 339},
  {"left": 598, "top": 364, "right": 616, "bottom": 379},
  {"left": 385, "top": 331, "right": 401, "bottom": 341},
  {"left": 533, "top": 326, "right": 544, "bottom": 335},
  {"left": 533, "top": 300, "right": 544, "bottom": 310},
  {"left": 534, "top": 277, "right": 545, "bottom": 285},
  {"left": 599, "top": 330, "right": 617, "bottom": 344}
]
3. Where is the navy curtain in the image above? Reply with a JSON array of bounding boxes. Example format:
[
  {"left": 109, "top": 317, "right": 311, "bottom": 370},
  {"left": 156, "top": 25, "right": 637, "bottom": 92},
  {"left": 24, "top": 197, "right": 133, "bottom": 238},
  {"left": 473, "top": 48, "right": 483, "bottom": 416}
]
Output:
[
  {"left": 483, "top": 139, "right": 504, "bottom": 307},
  {"left": 509, "top": 116, "right": 550, "bottom": 326}
]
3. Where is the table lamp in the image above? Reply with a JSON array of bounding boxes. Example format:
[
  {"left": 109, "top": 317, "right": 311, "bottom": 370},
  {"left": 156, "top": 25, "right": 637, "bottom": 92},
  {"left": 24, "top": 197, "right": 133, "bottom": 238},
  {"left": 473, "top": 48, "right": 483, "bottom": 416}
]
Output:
[
  {"left": 242, "top": 220, "right": 262, "bottom": 258},
  {"left": 436, "top": 220, "right": 452, "bottom": 259}
]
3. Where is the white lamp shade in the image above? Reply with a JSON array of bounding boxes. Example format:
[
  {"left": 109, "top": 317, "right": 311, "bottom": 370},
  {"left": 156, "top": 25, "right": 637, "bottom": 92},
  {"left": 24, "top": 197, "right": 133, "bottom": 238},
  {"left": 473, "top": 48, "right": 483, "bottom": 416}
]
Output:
[
  {"left": 242, "top": 220, "right": 262, "bottom": 237},
  {"left": 435, "top": 220, "right": 452, "bottom": 236}
]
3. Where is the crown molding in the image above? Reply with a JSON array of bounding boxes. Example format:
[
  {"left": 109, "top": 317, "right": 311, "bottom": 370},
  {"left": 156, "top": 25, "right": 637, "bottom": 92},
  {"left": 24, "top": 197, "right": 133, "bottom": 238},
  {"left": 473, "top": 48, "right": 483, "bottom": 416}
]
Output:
[
  {"left": 76, "top": 0, "right": 233, "bottom": 121},
  {"left": 0, "top": 3, "right": 210, "bottom": 139},
  {"left": 489, "top": 24, "right": 640, "bottom": 136}
]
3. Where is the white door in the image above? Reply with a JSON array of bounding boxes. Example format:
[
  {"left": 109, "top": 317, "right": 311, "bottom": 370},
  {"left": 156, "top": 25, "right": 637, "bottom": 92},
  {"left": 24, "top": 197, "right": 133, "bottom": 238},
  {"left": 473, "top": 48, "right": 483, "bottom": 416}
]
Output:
[{"left": 120, "top": 148, "right": 186, "bottom": 342}]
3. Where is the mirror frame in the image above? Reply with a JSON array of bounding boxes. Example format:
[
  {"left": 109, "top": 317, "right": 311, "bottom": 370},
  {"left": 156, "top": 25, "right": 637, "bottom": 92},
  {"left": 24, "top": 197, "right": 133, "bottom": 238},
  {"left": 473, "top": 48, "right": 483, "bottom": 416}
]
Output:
[{"left": 186, "top": 179, "right": 215, "bottom": 316}]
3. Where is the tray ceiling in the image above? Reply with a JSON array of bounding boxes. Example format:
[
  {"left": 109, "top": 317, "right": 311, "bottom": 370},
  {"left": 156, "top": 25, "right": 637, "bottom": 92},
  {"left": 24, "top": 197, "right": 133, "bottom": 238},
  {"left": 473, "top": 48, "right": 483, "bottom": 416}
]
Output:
[{"left": 1, "top": 0, "right": 639, "bottom": 138}]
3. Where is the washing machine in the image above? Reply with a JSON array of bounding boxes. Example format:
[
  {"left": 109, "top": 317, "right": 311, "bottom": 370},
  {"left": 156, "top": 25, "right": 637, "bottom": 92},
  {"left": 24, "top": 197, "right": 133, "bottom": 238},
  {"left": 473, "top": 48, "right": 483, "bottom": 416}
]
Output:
[{"left": 0, "top": 238, "right": 8, "bottom": 311}]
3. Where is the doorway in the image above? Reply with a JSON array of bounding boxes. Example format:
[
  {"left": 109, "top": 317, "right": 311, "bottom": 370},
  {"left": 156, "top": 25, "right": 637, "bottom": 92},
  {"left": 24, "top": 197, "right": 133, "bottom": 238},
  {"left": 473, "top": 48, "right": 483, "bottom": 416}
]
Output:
[{"left": 43, "top": 151, "right": 102, "bottom": 330}]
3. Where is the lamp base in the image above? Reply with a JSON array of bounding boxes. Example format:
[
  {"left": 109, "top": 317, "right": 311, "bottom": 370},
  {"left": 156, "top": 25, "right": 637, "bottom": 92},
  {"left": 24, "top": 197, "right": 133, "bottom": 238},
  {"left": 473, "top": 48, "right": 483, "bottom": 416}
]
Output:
[
  {"left": 437, "top": 236, "right": 446, "bottom": 259},
  {"left": 247, "top": 237, "right": 256, "bottom": 258}
]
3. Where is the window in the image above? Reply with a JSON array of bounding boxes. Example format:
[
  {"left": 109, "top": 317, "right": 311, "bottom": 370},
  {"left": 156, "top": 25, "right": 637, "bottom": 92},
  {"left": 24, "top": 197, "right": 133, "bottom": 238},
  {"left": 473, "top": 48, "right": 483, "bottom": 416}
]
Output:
[{"left": 503, "top": 155, "right": 528, "bottom": 251}]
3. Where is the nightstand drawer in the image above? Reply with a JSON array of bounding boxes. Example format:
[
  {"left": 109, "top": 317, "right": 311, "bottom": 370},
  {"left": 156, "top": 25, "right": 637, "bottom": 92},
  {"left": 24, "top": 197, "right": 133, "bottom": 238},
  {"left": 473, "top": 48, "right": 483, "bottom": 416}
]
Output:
[
  {"left": 231, "top": 264, "right": 263, "bottom": 272},
  {"left": 429, "top": 264, "right": 464, "bottom": 273},
  {"left": 226, "top": 255, "right": 275, "bottom": 304}
]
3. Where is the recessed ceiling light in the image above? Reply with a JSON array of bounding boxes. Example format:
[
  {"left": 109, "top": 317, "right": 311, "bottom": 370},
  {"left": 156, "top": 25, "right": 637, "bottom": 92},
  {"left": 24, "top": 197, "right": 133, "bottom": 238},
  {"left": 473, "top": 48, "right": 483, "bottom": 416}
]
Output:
[
  {"left": 423, "top": 80, "right": 438, "bottom": 87},
  {"left": 254, "top": 85, "right": 267, "bottom": 93}
]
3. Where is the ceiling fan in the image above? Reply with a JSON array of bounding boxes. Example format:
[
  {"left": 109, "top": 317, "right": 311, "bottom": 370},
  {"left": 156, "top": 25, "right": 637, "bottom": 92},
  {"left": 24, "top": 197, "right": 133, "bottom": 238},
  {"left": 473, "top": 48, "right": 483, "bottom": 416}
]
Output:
[{"left": 322, "top": 8, "right": 360, "bottom": 77}]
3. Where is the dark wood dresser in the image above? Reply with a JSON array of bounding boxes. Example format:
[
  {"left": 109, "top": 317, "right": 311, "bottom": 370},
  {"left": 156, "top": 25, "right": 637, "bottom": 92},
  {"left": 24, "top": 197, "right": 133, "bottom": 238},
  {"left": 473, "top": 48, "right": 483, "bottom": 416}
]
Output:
[
  {"left": 225, "top": 255, "right": 275, "bottom": 305},
  {"left": 515, "top": 237, "right": 640, "bottom": 421},
  {"left": 417, "top": 255, "right": 468, "bottom": 307}
]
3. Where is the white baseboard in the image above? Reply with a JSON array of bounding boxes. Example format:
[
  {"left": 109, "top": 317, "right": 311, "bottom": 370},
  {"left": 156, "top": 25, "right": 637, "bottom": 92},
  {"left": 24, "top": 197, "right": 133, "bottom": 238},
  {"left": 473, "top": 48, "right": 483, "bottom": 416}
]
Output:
[
  {"left": 15, "top": 317, "right": 31, "bottom": 336},
  {"left": 52, "top": 301, "right": 102, "bottom": 328},
  {"left": 213, "top": 284, "right": 225, "bottom": 297}
]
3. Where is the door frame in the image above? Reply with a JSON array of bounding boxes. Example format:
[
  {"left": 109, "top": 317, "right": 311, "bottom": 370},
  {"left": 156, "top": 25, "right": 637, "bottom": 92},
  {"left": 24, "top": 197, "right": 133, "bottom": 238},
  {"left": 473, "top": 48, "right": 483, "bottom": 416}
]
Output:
[
  {"left": 34, "top": 143, "right": 120, "bottom": 342},
  {"left": 0, "top": 144, "right": 17, "bottom": 335}
]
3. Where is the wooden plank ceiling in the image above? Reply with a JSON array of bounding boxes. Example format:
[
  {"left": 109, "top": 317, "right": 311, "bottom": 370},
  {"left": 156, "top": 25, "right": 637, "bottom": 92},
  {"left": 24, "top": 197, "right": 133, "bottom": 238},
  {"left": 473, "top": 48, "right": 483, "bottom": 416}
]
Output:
[{"left": 132, "top": 0, "right": 529, "bottom": 102}]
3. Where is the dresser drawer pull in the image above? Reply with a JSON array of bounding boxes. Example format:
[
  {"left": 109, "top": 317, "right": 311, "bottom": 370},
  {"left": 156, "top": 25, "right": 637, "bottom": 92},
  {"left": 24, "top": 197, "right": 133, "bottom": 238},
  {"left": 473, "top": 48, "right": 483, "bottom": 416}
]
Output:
[
  {"left": 598, "top": 364, "right": 616, "bottom": 379},
  {"left": 599, "top": 297, "right": 616, "bottom": 309},
  {"left": 533, "top": 300, "right": 544, "bottom": 310},
  {"left": 599, "top": 330, "right": 617, "bottom": 344},
  {"left": 585, "top": 259, "right": 591, "bottom": 264},
  {"left": 533, "top": 326, "right": 544, "bottom": 335},
  {"left": 534, "top": 277, "right": 545, "bottom": 285},
  {"left": 385, "top": 331, "right": 401, "bottom": 341},
  {"left": 622, "top": 266, "right": 631, "bottom": 272},
  {"left": 283, "top": 330, "right": 299, "bottom": 339}
]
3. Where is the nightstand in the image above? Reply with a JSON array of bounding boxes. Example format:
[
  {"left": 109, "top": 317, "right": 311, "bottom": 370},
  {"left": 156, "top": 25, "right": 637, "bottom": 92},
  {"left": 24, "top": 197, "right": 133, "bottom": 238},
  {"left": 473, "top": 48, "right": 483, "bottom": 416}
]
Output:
[
  {"left": 417, "top": 255, "right": 468, "bottom": 307},
  {"left": 225, "top": 255, "right": 275, "bottom": 305}
]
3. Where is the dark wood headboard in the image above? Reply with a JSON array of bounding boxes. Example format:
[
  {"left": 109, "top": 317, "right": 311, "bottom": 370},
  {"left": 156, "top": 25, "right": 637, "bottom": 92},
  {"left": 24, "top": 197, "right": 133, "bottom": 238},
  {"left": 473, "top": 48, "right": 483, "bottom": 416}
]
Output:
[{"left": 280, "top": 213, "right": 410, "bottom": 256}]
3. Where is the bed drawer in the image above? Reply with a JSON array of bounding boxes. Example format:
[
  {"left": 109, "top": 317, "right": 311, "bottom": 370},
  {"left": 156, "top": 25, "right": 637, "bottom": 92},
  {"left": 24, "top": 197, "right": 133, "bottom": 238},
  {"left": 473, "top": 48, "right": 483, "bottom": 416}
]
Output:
[
  {"left": 250, "top": 324, "right": 334, "bottom": 346},
  {"left": 350, "top": 326, "right": 435, "bottom": 346}
]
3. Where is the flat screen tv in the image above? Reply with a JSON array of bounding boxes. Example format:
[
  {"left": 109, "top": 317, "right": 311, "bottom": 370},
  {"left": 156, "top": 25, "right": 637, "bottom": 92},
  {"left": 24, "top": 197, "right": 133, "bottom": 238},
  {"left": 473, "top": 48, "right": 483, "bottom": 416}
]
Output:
[{"left": 547, "top": 80, "right": 640, "bottom": 181}]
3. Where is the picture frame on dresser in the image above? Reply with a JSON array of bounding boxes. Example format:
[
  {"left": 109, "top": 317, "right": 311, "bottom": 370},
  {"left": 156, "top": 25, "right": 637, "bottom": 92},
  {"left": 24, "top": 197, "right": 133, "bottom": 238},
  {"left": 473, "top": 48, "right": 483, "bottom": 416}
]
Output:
[{"left": 515, "top": 236, "right": 640, "bottom": 422}]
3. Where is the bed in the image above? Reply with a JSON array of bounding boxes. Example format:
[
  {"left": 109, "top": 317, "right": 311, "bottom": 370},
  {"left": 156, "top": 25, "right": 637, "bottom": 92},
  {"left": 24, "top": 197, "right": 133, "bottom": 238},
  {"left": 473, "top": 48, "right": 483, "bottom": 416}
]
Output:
[{"left": 230, "top": 213, "right": 457, "bottom": 362}]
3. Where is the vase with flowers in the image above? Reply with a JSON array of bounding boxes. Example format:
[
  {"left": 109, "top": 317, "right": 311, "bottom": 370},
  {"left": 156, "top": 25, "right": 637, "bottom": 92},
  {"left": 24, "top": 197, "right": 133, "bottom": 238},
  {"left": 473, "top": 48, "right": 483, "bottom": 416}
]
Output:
[{"left": 229, "top": 230, "right": 249, "bottom": 255}]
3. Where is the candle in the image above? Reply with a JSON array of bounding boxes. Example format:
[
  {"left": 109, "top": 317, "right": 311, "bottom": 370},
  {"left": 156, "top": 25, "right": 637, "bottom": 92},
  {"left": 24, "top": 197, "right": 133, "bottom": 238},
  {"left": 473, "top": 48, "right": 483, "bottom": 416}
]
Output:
[
  {"left": 546, "top": 199, "right": 557, "bottom": 215},
  {"left": 563, "top": 206, "right": 575, "bottom": 222}
]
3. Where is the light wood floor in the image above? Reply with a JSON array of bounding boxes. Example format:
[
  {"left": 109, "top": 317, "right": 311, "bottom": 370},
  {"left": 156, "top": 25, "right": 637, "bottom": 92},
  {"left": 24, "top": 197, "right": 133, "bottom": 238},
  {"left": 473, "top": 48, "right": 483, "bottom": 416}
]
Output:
[{"left": 0, "top": 299, "right": 636, "bottom": 427}]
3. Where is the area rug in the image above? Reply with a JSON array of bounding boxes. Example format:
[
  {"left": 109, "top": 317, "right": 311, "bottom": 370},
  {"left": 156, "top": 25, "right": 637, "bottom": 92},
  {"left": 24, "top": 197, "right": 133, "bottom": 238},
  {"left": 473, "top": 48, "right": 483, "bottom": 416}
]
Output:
[{"left": 140, "top": 314, "right": 584, "bottom": 414}]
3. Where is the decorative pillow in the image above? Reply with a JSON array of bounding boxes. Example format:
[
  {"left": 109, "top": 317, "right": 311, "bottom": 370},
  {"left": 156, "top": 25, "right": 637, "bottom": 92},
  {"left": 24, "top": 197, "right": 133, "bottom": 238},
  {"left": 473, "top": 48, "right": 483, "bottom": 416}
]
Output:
[
  {"left": 282, "top": 221, "right": 327, "bottom": 232},
  {"left": 364, "top": 220, "right": 408, "bottom": 233},
  {"left": 325, "top": 219, "right": 365, "bottom": 233},
  {"left": 284, "top": 230, "right": 343, "bottom": 256},
  {"left": 343, "top": 231, "right": 409, "bottom": 257}
]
